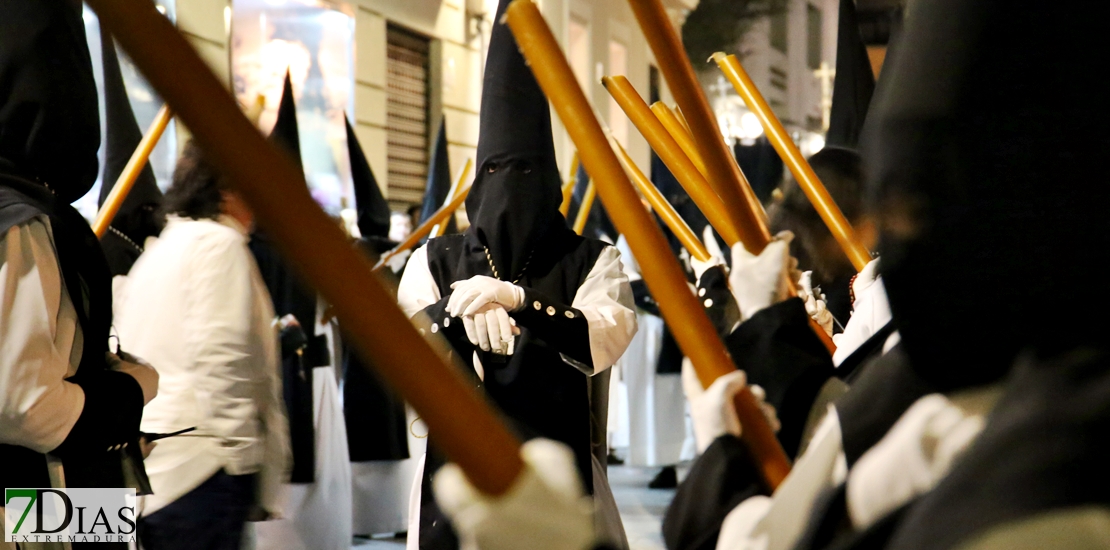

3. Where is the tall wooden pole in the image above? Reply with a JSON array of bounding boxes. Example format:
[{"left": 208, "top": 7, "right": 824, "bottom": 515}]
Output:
[
  {"left": 714, "top": 53, "right": 872, "bottom": 271},
  {"left": 626, "top": 0, "right": 770, "bottom": 253},
  {"left": 377, "top": 185, "right": 472, "bottom": 271},
  {"left": 651, "top": 102, "right": 706, "bottom": 178},
  {"left": 559, "top": 152, "right": 579, "bottom": 216},
  {"left": 572, "top": 180, "right": 596, "bottom": 235},
  {"left": 506, "top": 0, "right": 790, "bottom": 490},
  {"left": 613, "top": 139, "right": 710, "bottom": 262},
  {"left": 86, "top": 0, "right": 523, "bottom": 496},
  {"left": 431, "top": 157, "right": 473, "bottom": 238},
  {"left": 93, "top": 104, "right": 172, "bottom": 238},
  {"left": 603, "top": 76, "right": 743, "bottom": 248}
]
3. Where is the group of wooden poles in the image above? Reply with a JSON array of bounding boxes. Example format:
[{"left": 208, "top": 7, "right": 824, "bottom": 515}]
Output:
[{"left": 89, "top": 0, "right": 871, "bottom": 496}]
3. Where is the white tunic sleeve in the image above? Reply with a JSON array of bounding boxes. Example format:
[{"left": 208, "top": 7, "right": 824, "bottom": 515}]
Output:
[
  {"left": 570, "top": 245, "right": 637, "bottom": 374},
  {"left": 397, "top": 244, "right": 442, "bottom": 320},
  {"left": 0, "top": 217, "right": 85, "bottom": 453}
]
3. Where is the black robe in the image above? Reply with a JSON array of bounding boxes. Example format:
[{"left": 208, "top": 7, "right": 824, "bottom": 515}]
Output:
[
  {"left": 661, "top": 324, "right": 908, "bottom": 550},
  {"left": 249, "top": 234, "right": 326, "bottom": 483},
  {"left": 411, "top": 230, "right": 608, "bottom": 549}
]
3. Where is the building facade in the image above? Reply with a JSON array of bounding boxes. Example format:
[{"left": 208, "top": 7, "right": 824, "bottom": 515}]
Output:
[{"left": 82, "top": 0, "right": 847, "bottom": 217}]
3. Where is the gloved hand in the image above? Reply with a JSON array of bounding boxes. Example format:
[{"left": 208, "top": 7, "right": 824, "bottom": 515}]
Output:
[
  {"left": 448, "top": 275, "right": 526, "bottom": 317},
  {"left": 728, "top": 231, "right": 795, "bottom": 322},
  {"left": 434, "top": 438, "right": 597, "bottom": 550},
  {"left": 831, "top": 259, "right": 893, "bottom": 365},
  {"left": 851, "top": 258, "right": 881, "bottom": 309},
  {"left": 691, "top": 225, "right": 727, "bottom": 281},
  {"left": 846, "top": 393, "right": 988, "bottom": 529},
  {"left": 681, "top": 362, "right": 780, "bottom": 453},
  {"left": 797, "top": 271, "right": 834, "bottom": 336},
  {"left": 462, "top": 304, "right": 519, "bottom": 355},
  {"left": 107, "top": 351, "right": 158, "bottom": 405}
]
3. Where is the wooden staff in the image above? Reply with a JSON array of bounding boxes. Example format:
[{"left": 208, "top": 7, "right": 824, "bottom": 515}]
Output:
[
  {"left": 93, "top": 104, "right": 172, "bottom": 238},
  {"left": 609, "top": 77, "right": 836, "bottom": 354},
  {"left": 376, "top": 184, "right": 473, "bottom": 271},
  {"left": 431, "top": 157, "right": 474, "bottom": 238},
  {"left": 714, "top": 53, "right": 872, "bottom": 271},
  {"left": 559, "top": 152, "right": 579, "bottom": 216},
  {"left": 626, "top": 0, "right": 769, "bottom": 253},
  {"left": 612, "top": 139, "right": 709, "bottom": 262},
  {"left": 572, "top": 179, "right": 596, "bottom": 235},
  {"left": 674, "top": 105, "right": 693, "bottom": 136},
  {"left": 651, "top": 102, "right": 706, "bottom": 177},
  {"left": 86, "top": 0, "right": 523, "bottom": 496},
  {"left": 603, "top": 76, "right": 742, "bottom": 247},
  {"left": 506, "top": 0, "right": 790, "bottom": 490}
]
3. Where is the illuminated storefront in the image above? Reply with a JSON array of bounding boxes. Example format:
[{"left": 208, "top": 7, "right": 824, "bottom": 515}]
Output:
[{"left": 231, "top": 0, "right": 355, "bottom": 216}]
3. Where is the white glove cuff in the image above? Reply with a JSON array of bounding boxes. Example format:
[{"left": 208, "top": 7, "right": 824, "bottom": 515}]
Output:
[{"left": 510, "top": 284, "right": 526, "bottom": 312}]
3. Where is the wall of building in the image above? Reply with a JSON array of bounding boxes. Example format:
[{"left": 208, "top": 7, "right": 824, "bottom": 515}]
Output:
[
  {"left": 175, "top": 0, "right": 232, "bottom": 151},
  {"left": 733, "top": 0, "right": 837, "bottom": 143},
  {"left": 154, "top": 0, "right": 845, "bottom": 212}
]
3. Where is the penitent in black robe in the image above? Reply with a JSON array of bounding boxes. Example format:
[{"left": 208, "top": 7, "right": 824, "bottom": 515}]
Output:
[{"left": 403, "top": 226, "right": 627, "bottom": 549}]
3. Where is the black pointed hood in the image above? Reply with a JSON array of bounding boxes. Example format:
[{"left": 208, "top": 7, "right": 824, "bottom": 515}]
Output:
[
  {"left": 825, "top": 0, "right": 875, "bottom": 149},
  {"left": 420, "top": 118, "right": 456, "bottom": 232},
  {"left": 269, "top": 70, "right": 303, "bottom": 171},
  {"left": 0, "top": 0, "right": 100, "bottom": 203},
  {"left": 345, "top": 115, "right": 390, "bottom": 239},
  {"left": 863, "top": 0, "right": 1110, "bottom": 391},
  {"left": 465, "top": 0, "right": 565, "bottom": 279},
  {"left": 97, "top": 24, "right": 164, "bottom": 275}
]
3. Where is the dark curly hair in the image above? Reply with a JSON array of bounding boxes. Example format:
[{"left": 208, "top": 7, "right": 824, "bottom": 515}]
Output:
[{"left": 160, "top": 140, "right": 228, "bottom": 220}]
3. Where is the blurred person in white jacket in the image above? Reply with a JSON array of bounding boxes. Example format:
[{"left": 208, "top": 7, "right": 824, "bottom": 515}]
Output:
[{"left": 115, "top": 142, "right": 290, "bottom": 550}]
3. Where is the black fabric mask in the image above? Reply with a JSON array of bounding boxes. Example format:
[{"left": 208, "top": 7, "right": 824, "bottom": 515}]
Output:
[
  {"left": 466, "top": 0, "right": 565, "bottom": 280},
  {"left": 863, "top": 0, "right": 1110, "bottom": 392},
  {"left": 465, "top": 158, "right": 563, "bottom": 279},
  {"left": 0, "top": 0, "right": 100, "bottom": 203}
]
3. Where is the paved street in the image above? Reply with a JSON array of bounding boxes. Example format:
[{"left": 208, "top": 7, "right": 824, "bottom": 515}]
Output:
[{"left": 349, "top": 464, "right": 678, "bottom": 549}]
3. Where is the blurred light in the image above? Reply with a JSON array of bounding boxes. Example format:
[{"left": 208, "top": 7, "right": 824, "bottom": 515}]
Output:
[
  {"left": 82, "top": 5, "right": 95, "bottom": 23},
  {"left": 224, "top": 6, "right": 232, "bottom": 34},
  {"left": 740, "top": 112, "right": 764, "bottom": 139},
  {"left": 156, "top": 5, "right": 167, "bottom": 15}
]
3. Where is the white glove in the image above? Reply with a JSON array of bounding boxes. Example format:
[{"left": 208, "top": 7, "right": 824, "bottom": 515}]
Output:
[
  {"left": 461, "top": 304, "right": 519, "bottom": 355},
  {"left": 448, "top": 275, "right": 526, "bottom": 317},
  {"left": 729, "top": 231, "right": 795, "bottom": 322},
  {"left": 851, "top": 258, "right": 881, "bottom": 309},
  {"left": 385, "top": 248, "right": 411, "bottom": 274},
  {"left": 846, "top": 393, "right": 988, "bottom": 529},
  {"left": 831, "top": 259, "right": 893, "bottom": 366},
  {"left": 681, "top": 362, "right": 780, "bottom": 454},
  {"left": 107, "top": 351, "right": 158, "bottom": 405},
  {"left": 797, "top": 271, "right": 834, "bottom": 336},
  {"left": 434, "top": 438, "right": 597, "bottom": 550},
  {"left": 691, "top": 225, "right": 727, "bottom": 280},
  {"left": 690, "top": 255, "right": 726, "bottom": 282}
]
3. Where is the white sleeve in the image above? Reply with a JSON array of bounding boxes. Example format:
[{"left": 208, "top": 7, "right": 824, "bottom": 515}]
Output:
[
  {"left": 717, "top": 408, "right": 848, "bottom": 550},
  {"left": 397, "top": 244, "right": 442, "bottom": 319},
  {"left": 181, "top": 233, "right": 264, "bottom": 455},
  {"left": 0, "top": 218, "right": 86, "bottom": 452},
  {"left": 570, "top": 246, "right": 637, "bottom": 374}
]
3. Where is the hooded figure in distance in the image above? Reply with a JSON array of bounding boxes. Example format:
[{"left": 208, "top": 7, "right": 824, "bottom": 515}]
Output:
[
  {"left": 396, "top": 0, "right": 637, "bottom": 546},
  {"left": 96, "top": 23, "right": 164, "bottom": 277}
]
